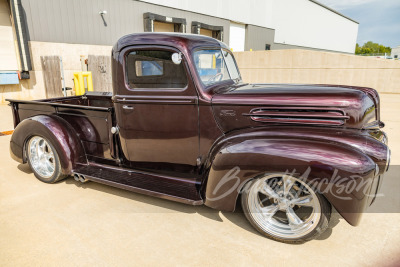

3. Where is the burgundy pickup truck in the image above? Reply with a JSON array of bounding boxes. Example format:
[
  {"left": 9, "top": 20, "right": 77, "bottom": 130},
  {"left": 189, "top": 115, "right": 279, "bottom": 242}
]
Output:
[{"left": 8, "top": 33, "right": 390, "bottom": 243}]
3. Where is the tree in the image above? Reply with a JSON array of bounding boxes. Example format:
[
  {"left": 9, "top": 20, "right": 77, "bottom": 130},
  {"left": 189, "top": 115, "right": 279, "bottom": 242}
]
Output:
[{"left": 355, "top": 41, "right": 392, "bottom": 55}]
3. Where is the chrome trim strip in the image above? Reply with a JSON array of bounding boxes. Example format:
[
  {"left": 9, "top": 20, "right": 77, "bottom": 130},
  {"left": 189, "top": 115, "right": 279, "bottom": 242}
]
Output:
[{"left": 386, "top": 149, "right": 391, "bottom": 171}]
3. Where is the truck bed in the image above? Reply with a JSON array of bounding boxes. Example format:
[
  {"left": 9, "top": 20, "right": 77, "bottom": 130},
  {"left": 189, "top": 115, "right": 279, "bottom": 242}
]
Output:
[
  {"left": 7, "top": 92, "right": 116, "bottom": 162},
  {"left": 40, "top": 92, "right": 113, "bottom": 108}
]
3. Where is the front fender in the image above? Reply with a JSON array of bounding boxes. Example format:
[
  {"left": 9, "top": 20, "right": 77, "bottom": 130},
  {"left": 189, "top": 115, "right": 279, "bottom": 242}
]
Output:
[
  {"left": 204, "top": 138, "right": 377, "bottom": 226},
  {"left": 10, "top": 115, "right": 87, "bottom": 175}
]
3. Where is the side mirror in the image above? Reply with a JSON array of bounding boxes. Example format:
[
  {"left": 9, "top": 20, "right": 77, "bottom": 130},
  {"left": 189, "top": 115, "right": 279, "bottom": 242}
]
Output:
[{"left": 172, "top": 52, "right": 182, "bottom": 65}]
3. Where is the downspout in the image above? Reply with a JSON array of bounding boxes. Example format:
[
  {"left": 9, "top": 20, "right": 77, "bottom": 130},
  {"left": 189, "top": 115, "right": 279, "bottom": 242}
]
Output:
[{"left": 10, "top": 0, "right": 32, "bottom": 78}]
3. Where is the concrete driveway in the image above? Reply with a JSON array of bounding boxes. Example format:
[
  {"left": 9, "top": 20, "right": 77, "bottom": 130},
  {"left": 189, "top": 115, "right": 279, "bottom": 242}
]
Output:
[{"left": 0, "top": 94, "right": 399, "bottom": 266}]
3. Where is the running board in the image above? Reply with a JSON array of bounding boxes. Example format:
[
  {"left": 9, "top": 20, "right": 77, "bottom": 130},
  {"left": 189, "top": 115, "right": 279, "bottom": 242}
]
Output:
[{"left": 73, "top": 163, "right": 203, "bottom": 205}]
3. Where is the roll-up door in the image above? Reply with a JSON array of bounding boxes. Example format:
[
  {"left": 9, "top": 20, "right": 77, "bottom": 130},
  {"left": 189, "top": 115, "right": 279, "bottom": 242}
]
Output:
[
  {"left": 153, "top": 21, "right": 175, "bottom": 32},
  {"left": 0, "top": 0, "right": 19, "bottom": 71},
  {"left": 229, "top": 22, "right": 246, "bottom": 52}
]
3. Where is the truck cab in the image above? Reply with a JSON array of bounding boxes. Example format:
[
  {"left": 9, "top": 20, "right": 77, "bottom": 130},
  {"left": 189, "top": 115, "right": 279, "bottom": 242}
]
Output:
[{"left": 111, "top": 33, "right": 239, "bottom": 175}]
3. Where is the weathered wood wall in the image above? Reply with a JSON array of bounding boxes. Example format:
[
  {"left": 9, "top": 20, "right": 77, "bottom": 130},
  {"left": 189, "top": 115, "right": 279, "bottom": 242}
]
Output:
[
  {"left": 88, "top": 55, "right": 112, "bottom": 92},
  {"left": 40, "top": 56, "right": 63, "bottom": 98}
]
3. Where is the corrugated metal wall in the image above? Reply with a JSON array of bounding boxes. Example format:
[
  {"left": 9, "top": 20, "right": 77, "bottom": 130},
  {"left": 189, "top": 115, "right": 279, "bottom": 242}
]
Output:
[{"left": 20, "top": 0, "right": 231, "bottom": 45}]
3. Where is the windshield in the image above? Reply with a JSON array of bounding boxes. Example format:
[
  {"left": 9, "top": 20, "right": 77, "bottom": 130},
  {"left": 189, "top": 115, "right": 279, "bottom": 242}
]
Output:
[{"left": 193, "top": 49, "right": 241, "bottom": 86}]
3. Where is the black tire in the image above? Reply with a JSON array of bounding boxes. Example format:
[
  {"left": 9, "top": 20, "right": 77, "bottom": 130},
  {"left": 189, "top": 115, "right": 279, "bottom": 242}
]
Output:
[
  {"left": 241, "top": 177, "right": 331, "bottom": 244},
  {"left": 26, "top": 135, "right": 67, "bottom": 184}
]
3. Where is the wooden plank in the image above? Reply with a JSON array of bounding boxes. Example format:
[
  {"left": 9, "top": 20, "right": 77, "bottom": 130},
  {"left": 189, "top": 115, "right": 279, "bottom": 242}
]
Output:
[
  {"left": 40, "top": 56, "right": 63, "bottom": 98},
  {"left": 88, "top": 55, "right": 112, "bottom": 92}
]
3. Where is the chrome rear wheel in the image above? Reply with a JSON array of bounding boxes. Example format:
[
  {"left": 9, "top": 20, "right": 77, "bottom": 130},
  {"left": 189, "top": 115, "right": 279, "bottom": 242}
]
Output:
[
  {"left": 241, "top": 174, "right": 330, "bottom": 243},
  {"left": 28, "top": 136, "right": 55, "bottom": 178},
  {"left": 26, "top": 136, "right": 66, "bottom": 183}
]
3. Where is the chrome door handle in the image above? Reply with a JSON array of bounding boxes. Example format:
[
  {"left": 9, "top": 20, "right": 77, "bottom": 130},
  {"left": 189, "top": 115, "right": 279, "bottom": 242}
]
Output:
[{"left": 123, "top": 105, "right": 134, "bottom": 110}]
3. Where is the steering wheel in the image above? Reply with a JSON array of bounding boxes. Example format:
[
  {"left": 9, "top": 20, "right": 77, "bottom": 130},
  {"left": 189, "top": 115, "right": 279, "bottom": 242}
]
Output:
[{"left": 207, "top": 72, "right": 223, "bottom": 83}]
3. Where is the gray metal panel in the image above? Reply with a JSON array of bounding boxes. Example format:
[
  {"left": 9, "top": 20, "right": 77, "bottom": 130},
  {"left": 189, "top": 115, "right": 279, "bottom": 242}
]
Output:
[
  {"left": 245, "top": 25, "right": 275, "bottom": 51},
  {"left": 20, "top": 0, "right": 230, "bottom": 46},
  {"left": 272, "top": 42, "right": 352, "bottom": 54}
]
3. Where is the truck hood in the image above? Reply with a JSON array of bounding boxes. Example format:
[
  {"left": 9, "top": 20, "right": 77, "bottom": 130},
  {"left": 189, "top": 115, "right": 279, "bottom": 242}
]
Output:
[{"left": 211, "top": 83, "right": 380, "bottom": 132}]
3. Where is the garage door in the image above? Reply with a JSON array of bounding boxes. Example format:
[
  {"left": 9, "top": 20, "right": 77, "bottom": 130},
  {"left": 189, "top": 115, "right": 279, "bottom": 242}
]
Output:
[
  {"left": 200, "top": 28, "right": 213, "bottom": 38},
  {"left": 0, "top": 0, "right": 19, "bottom": 71},
  {"left": 153, "top": 21, "right": 174, "bottom": 32},
  {"left": 229, "top": 22, "right": 245, "bottom": 52}
]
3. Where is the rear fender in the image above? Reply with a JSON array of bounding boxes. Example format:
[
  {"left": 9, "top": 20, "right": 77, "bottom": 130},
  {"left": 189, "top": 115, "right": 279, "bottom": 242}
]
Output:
[
  {"left": 10, "top": 115, "right": 87, "bottom": 175},
  {"left": 204, "top": 138, "right": 377, "bottom": 226}
]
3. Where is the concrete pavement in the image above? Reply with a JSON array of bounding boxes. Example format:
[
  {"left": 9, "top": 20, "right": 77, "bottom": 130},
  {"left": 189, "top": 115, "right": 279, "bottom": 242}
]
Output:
[
  {"left": 0, "top": 104, "right": 13, "bottom": 132},
  {"left": 0, "top": 94, "right": 399, "bottom": 266}
]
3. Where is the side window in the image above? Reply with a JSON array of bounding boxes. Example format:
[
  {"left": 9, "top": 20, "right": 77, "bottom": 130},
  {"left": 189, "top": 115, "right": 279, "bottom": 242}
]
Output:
[{"left": 126, "top": 50, "right": 188, "bottom": 89}]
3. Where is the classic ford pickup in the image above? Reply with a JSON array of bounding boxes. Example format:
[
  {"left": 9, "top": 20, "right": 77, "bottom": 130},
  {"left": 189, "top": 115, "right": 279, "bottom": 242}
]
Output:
[{"left": 7, "top": 33, "right": 390, "bottom": 243}]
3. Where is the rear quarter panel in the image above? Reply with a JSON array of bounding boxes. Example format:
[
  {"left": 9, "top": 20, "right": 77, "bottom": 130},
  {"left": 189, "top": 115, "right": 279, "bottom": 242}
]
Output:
[
  {"left": 10, "top": 115, "right": 87, "bottom": 175},
  {"left": 9, "top": 100, "right": 114, "bottom": 160}
]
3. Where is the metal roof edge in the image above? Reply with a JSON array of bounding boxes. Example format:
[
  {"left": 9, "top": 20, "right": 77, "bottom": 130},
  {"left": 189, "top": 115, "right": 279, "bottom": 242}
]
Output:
[{"left": 309, "top": 0, "right": 359, "bottom": 24}]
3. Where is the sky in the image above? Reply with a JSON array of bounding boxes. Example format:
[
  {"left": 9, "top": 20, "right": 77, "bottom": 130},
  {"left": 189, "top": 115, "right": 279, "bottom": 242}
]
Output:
[{"left": 317, "top": 0, "right": 400, "bottom": 47}]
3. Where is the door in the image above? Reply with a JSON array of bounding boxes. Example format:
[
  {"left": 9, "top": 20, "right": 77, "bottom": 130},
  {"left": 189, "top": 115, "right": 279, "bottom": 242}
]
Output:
[
  {"left": 114, "top": 47, "right": 199, "bottom": 174},
  {"left": 153, "top": 21, "right": 175, "bottom": 32},
  {"left": 229, "top": 22, "right": 246, "bottom": 52},
  {"left": 200, "top": 28, "right": 213, "bottom": 38},
  {"left": 0, "top": 0, "right": 19, "bottom": 72}
]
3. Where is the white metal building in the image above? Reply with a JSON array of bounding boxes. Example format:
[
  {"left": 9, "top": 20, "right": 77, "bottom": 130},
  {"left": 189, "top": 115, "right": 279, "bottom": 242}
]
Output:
[
  {"left": 141, "top": 0, "right": 359, "bottom": 53},
  {"left": 0, "top": 0, "right": 358, "bottom": 97},
  {"left": 391, "top": 46, "right": 400, "bottom": 59}
]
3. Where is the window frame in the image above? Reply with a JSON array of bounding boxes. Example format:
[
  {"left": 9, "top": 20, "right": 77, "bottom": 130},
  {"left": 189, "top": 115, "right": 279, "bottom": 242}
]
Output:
[
  {"left": 123, "top": 46, "right": 190, "bottom": 92},
  {"left": 191, "top": 21, "right": 224, "bottom": 41},
  {"left": 143, "top": 12, "right": 186, "bottom": 33}
]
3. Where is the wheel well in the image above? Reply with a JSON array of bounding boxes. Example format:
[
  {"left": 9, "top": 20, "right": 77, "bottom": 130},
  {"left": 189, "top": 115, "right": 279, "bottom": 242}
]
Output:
[{"left": 12, "top": 116, "right": 87, "bottom": 175}]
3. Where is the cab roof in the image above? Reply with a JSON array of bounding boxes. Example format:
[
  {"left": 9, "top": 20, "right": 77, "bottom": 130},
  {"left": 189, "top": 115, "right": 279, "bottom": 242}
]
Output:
[{"left": 113, "top": 32, "right": 229, "bottom": 53}]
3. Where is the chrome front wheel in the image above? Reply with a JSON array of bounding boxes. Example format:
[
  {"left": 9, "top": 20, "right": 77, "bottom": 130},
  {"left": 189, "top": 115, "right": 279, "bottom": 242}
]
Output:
[{"left": 241, "top": 174, "right": 331, "bottom": 243}]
